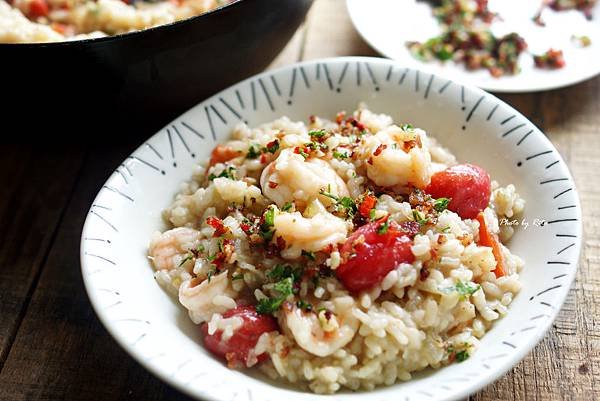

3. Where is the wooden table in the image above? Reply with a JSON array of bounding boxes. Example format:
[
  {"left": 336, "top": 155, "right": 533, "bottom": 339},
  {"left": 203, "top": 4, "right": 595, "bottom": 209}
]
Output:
[{"left": 0, "top": 1, "right": 598, "bottom": 400}]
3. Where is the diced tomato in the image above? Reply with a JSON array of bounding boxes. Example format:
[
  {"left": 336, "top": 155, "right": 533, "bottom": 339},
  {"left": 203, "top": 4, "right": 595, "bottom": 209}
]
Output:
[
  {"left": 337, "top": 220, "right": 414, "bottom": 292},
  {"left": 206, "top": 216, "right": 227, "bottom": 237},
  {"left": 358, "top": 194, "right": 377, "bottom": 218},
  {"left": 476, "top": 212, "right": 505, "bottom": 278},
  {"left": 209, "top": 145, "right": 239, "bottom": 167},
  {"left": 28, "top": 0, "right": 49, "bottom": 18},
  {"left": 425, "top": 163, "right": 491, "bottom": 219},
  {"left": 201, "top": 306, "right": 278, "bottom": 368}
]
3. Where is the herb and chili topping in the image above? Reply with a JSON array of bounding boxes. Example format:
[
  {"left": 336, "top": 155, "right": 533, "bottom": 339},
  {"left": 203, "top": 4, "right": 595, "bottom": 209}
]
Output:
[{"left": 407, "top": 0, "right": 579, "bottom": 77}]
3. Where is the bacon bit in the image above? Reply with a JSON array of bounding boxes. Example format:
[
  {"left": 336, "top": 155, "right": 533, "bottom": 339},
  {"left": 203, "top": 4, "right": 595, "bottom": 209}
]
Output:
[
  {"left": 336, "top": 111, "right": 346, "bottom": 125},
  {"left": 347, "top": 117, "right": 366, "bottom": 131},
  {"left": 240, "top": 223, "right": 252, "bottom": 233},
  {"left": 266, "top": 139, "right": 278, "bottom": 150},
  {"left": 309, "top": 115, "right": 317, "bottom": 124},
  {"left": 322, "top": 243, "right": 335, "bottom": 254},
  {"left": 190, "top": 276, "right": 203, "bottom": 287},
  {"left": 399, "top": 221, "right": 420, "bottom": 237},
  {"left": 358, "top": 194, "right": 377, "bottom": 218},
  {"left": 420, "top": 265, "right": 430, "bottom": 281},
  {"left": 403, "top": 140, "right": 420, "bottom": 152},
  {"left": 373, "top": 144, "right": 387, "bottom": 156},
  {"left": 268, "top": 181, "right": 278, "bottom": 189},
  {"left": 259, "top": 153, "right": 267, "bottom": 164},
  {"left": 437, "top": 234, "right": 447, "bottom": 245},
  {"left": 28, "top": 0, "right": 49, "bottom": 18},
  {"left": 209, "top": 145, "right": 239, "bottom": 168},
  {"left": 367, "top": 157, "right": 373, "bottom": 165},
  {"left": 476, "top": 213, "right": 506, "bottom": 277},
  {"left": 429, "top": 247, "right": 438, "bottom": 260},
  {"left": 206, "top": 216, "right": 228, "bottom": 237},
  {"left": 276, "top": 236, "right": 287, "bottom": 251}
]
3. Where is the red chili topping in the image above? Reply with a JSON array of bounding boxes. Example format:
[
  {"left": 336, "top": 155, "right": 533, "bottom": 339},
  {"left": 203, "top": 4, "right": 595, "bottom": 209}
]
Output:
[
  {"left": 358, "top": 194, "right": 377, "bottom": 218},
  {"left": 206, "top": 216, "right": 228, "bottom": 237}
]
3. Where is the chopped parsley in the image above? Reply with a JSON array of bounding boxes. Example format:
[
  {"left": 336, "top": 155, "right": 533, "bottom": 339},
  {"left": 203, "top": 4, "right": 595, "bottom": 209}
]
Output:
[
  {"left": 433, "top": 197, "right": 451, "bottom": 212},
  {"left": 256, "top": 277, "right": 294, "bottom": 315},
  {"left": 442, "top": 281, "right": 481, "bottom": 300},
  {"left": 455, "top": 350, "right": 470, "bottom": 362},
  {"left": 178, "top": 253, "right": 194, "bottom": 267},
  {"left": 319, "top": 188, "right": 357, "bottom": 219},
  {"left": 401, "top": 123, "right": 414, "bottom": 131},
  {"left": 302, "top": 250, "right": 316, "bottom": 261},
  {"left": 206, "top": 269, "right": 216, "bottom": 282},
  {"left": 333, "top": 150, "right": 349, "bottom": 159},
  {"left": 259, "top": 206, "right": 276, "bottom": 242},
  {"left": 267, "top": 264, "right": 303, "bottom": 282},
  {"left": 264, "top": 140, "right": 280, "bottom": 154},
  {"left": 281, "top": 202, "right": 293, "bottom": 212},
  {"left": 377, "top": 219, "right": 390, "bottom": 235},
  {"left": 208, "top": 166, "right": 236, "bottom": 181},
  {"left": 308, "top": 129, "right": 327, "bottom": 138},
  {"left": 413, "top": 209, "right": 429, "bottom": 225},
  {"left": 369, "top": 208, "right": 377, "bottom": 221},
  {"left": 296, "top": 300, "right": 313, "bottom": 311},
  {"left": 231, "top": 273, "right": 244, "bottom": 281},
  {"left": 297, "top": 147, "right": 309, "bottom": 159},
  {"left": 247, "top": 144, "right": 261, "bottom": 159}
]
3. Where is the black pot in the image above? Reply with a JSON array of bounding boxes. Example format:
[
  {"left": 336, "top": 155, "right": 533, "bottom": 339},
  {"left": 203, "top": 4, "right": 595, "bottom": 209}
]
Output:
[{"left": 1, "top": 0, "right": 312, "bottom": 137}]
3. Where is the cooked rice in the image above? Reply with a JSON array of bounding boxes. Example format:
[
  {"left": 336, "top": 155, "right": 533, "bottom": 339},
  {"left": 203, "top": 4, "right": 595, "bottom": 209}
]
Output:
[{"left": 148, "top": 105, "right": 525, "bottom": 394}]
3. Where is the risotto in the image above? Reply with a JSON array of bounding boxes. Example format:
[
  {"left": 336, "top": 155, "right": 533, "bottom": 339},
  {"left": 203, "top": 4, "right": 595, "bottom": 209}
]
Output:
[
  {"left": 148, "top": 106, "right": 525, "bottom": 394},
  {"left": 0, "top": 0, "right": 231, "bottom": 43}
]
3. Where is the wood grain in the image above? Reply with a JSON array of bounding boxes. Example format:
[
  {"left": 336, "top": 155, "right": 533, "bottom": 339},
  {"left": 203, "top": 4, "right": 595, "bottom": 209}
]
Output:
[
  {"left": 0, "top": 145, "right": 86, "bottom": 366},
  {"left": 0, "top": 0, "right": 598, "bottom": 400}
]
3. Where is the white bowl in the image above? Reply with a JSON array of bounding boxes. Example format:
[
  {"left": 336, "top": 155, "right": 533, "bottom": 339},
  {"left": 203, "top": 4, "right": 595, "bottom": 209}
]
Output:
[{"left": 80, "top": 56, "right": 581, "bottom": 401}]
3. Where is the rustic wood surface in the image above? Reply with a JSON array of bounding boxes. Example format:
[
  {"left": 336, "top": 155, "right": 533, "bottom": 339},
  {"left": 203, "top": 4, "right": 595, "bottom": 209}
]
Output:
[{"left": 0, "top": 0, "right": 598, "bottom": 400}]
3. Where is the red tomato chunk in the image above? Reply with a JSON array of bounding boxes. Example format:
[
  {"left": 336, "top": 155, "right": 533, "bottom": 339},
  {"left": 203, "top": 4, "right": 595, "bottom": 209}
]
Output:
[
  {"left": 201, "top": 306, "right": 278, "bottom": 368},
  {"left": 426, "top": 163, "right": 491, "bottom": 219},
  {"left": 336, "top": 221, "right": 415, "bottom": 292},
  {"left": 28, "top": 0, "right": 49, "bottom": 18}
]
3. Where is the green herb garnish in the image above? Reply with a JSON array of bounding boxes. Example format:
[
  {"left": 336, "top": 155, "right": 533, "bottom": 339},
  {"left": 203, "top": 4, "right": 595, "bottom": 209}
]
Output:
[
  {"left": 282, "top": 202, "right": 293, "bottom": 212},
  {"left": 302, "top": 250, "right": 316, "bottom": 261},
  {"left": 256, "top": 277, "right": 294, "bottom": 315},
  {"left": 333, "top": 150, "right": 349, "bottom": 159},
  {"left": 296, "top": 300, "right": 313, "bottom": 311},
  {"left": 308, "top": 129, "right": 326, "bottom": 138},
  {"left": 231, "top": 273, "right": 244, "bottom": 281},
  {"left": 208, "top": 166, "right": 236, "bottom": 181},
  {"left": 377, "top": 219, "right": 390, "bottom": 235},
  {"left": 433, "top": 197, "right": 451, "bottom": 212},
  {"left": 247, "top": 144, "right": 261, "bottom": 159},
  {"left": 265, "top": 140, "right": 280, "bottom": 154},
  {"left": 455, "top": 350, "right": 470, "bottom": 362},
  {"left": 413, "top": 209, "right": 429, "bottom": 225}
]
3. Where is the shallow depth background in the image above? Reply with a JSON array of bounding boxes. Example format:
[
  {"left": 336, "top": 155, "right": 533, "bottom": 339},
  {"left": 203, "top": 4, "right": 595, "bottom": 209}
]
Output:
[{"left": 0, "top": 1, "right": 598, "bottom": 400}]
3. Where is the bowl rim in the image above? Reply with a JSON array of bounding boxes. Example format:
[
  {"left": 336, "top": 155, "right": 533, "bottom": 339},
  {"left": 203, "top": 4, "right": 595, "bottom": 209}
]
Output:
[
  {"left": 80, "top": 56, "right": 582, "bottom": 401},
  {"left": 0, "top": 0, "right": 243, "bottom": 48}
]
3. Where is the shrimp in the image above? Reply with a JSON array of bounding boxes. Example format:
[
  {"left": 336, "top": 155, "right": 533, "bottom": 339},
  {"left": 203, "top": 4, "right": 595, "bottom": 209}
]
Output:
[
  {"left": 359, "top": 125, "right": 433, "bottom": 189},
  {"left": 281, "top": 297, "right": 359, "bottom": 357},
  {"left": 260, "top": 148, "right": 349, "bottom": 210},
  {"left": 179, "top": 271, "right": 239, "bottom": 324},
  {"left": 273, "top": 199, "right": 349, "bottom": 259},
  {"left": 148, "top": 227, "right": 201, "bottom": 271}
]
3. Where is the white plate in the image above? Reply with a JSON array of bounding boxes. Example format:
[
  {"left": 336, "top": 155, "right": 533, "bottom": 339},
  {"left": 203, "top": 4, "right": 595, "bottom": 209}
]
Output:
[
  {"left": 81, "top": 57, "right": 581, "bottom": 401},
  {"left": 347, "top": 0, "right": 600, "bottom": 92}
]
